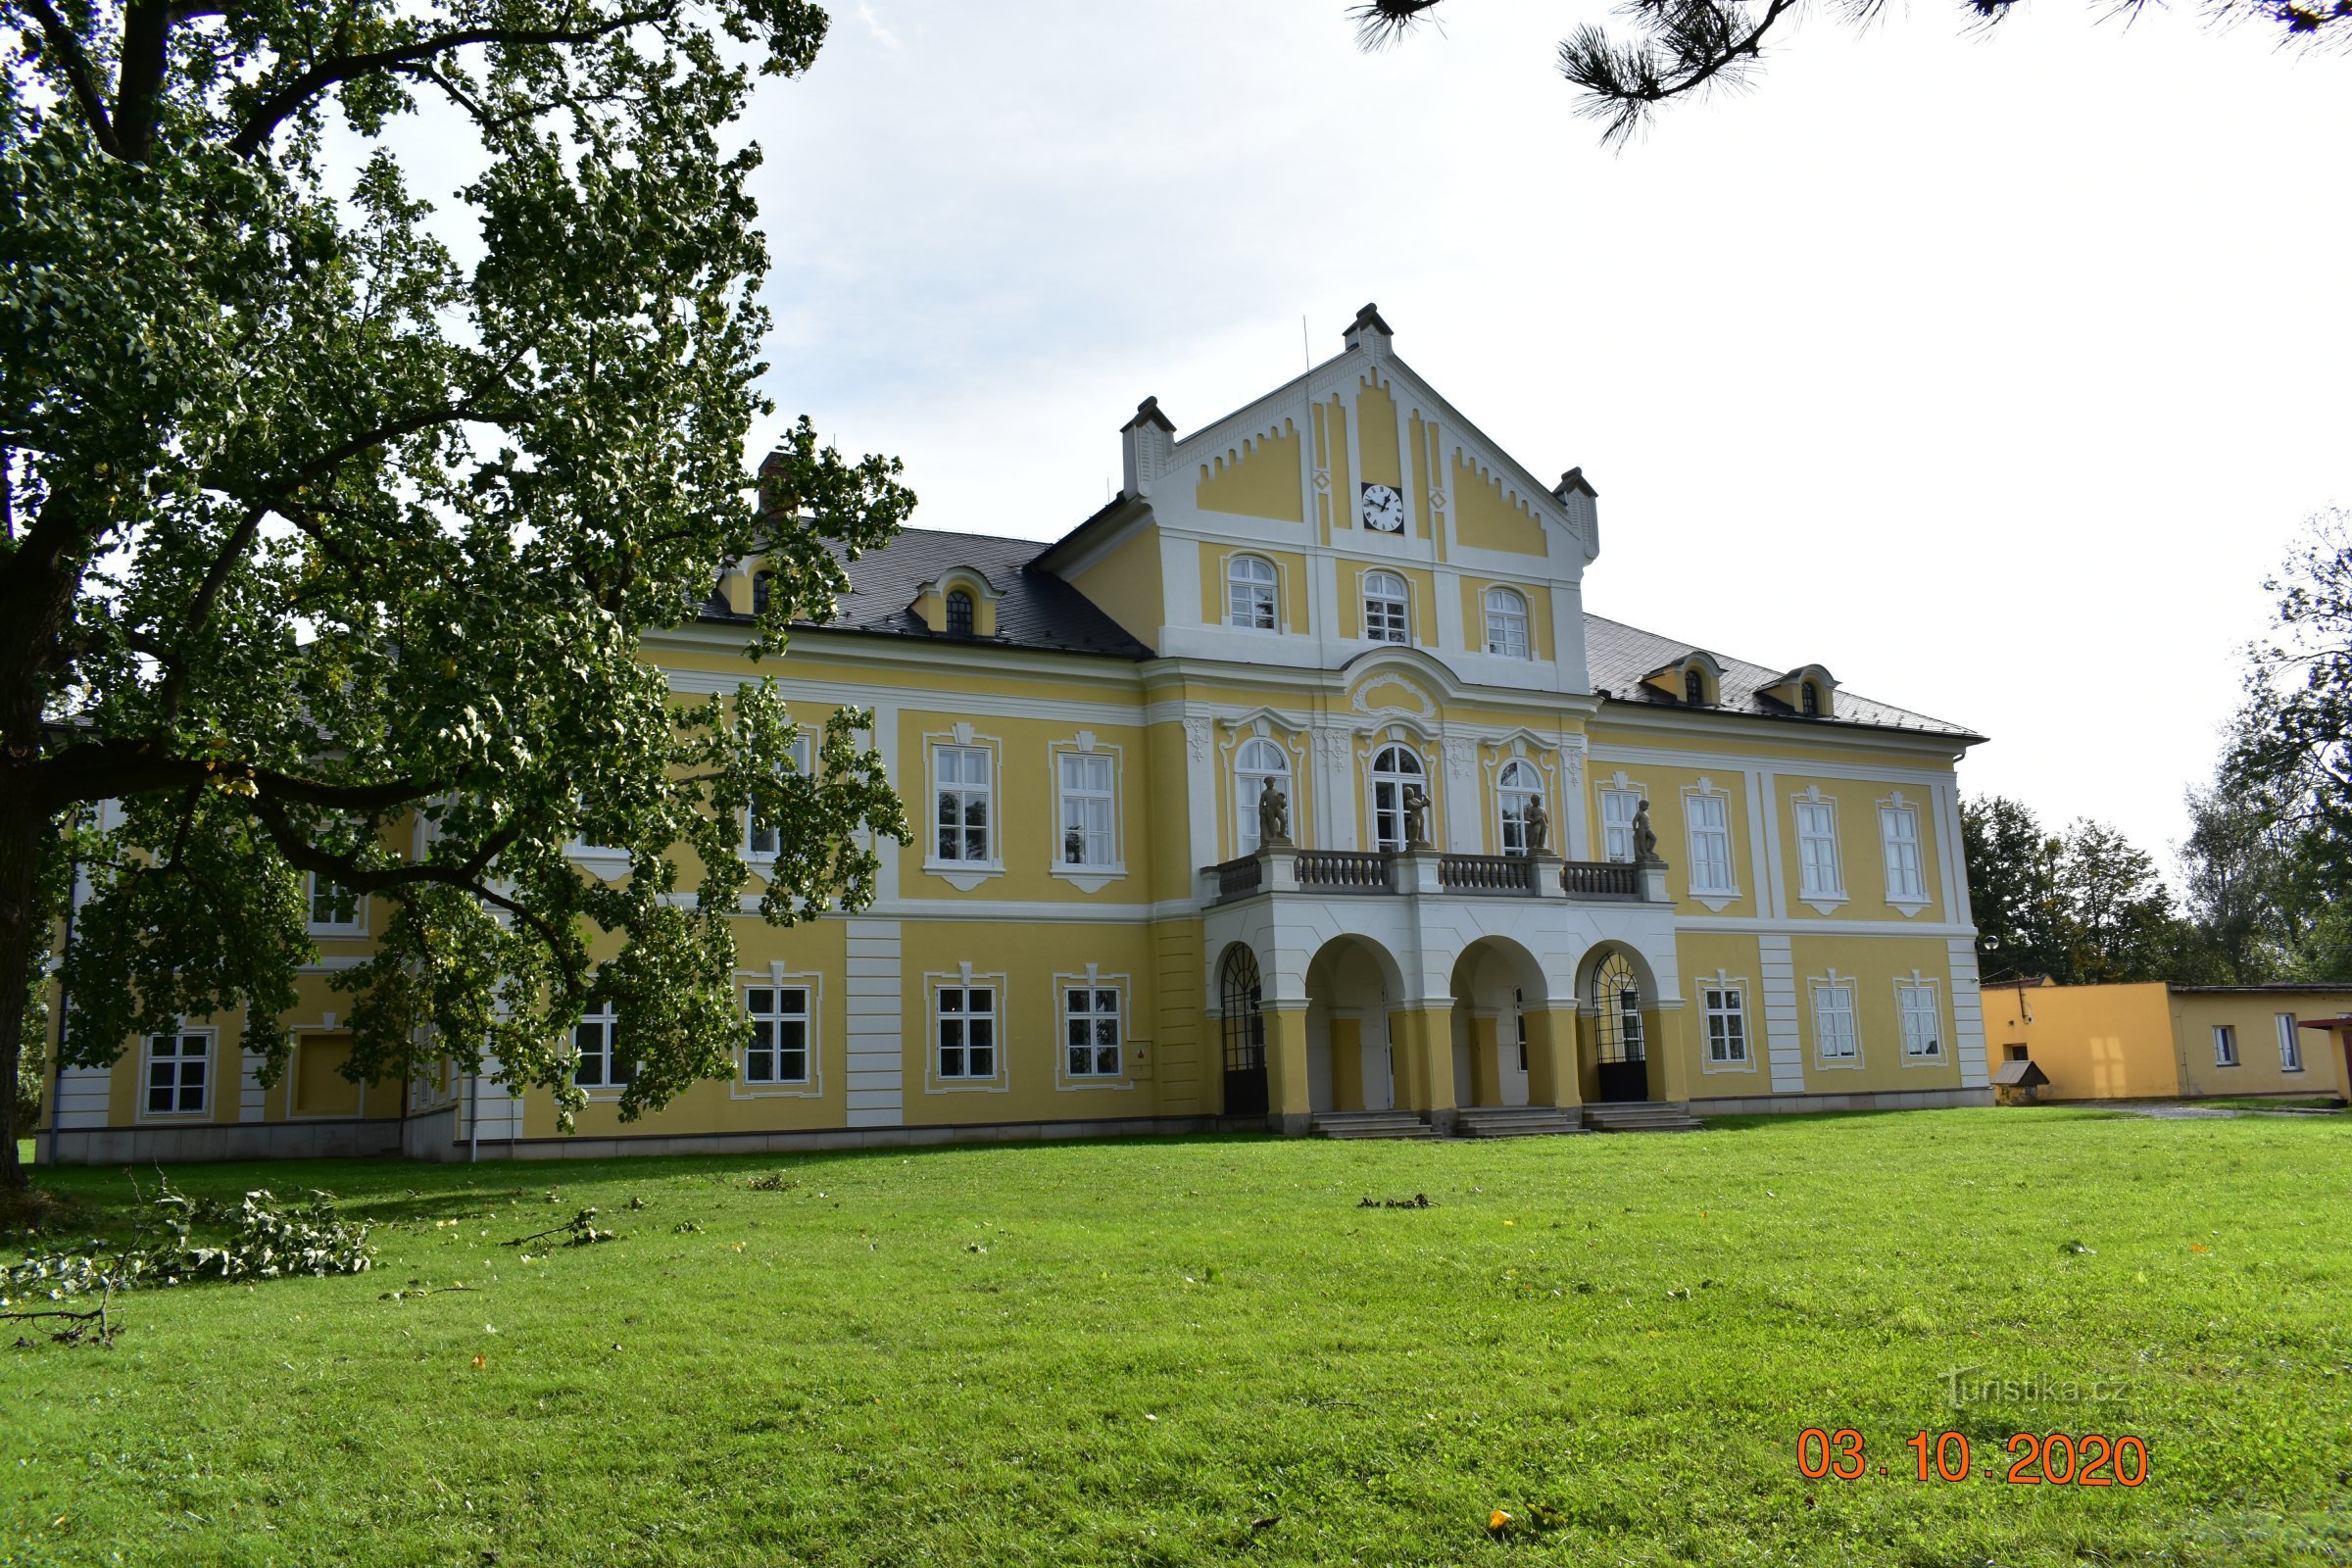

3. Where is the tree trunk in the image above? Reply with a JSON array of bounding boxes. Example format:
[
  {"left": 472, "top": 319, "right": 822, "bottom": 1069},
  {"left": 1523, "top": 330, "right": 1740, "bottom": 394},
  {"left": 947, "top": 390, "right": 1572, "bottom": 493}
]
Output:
[{"left": 0, "top": 790, "right": 42, "bottom": 1192}]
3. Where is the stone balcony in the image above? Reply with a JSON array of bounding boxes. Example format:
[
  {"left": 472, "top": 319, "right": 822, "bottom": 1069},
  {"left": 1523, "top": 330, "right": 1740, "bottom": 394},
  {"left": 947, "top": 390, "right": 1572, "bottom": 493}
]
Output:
[{"left": 1200, "top": 843, "right": 1669, "bottom": 907}]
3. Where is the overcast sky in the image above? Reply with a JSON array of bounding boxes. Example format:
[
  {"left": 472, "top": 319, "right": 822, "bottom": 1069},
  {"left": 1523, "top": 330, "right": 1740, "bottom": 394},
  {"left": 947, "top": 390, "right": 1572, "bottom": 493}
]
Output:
[{"left": 725, "top": 0, "right": 2348, "bottom": 874}]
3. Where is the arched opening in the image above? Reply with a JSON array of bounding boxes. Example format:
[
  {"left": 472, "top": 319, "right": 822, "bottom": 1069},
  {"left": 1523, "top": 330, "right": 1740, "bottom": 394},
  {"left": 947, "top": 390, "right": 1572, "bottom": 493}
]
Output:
[
  {"left": 1590, "top": 950, "right": 1649, "bottom": 1102},
  {"left": 1217, "top": 945, "right": 1268, "bottom": 1117},
  {"left": 1483, "top": 587, "right": 1530, "bottom": 659},
  {"left": 1369, "top": 743, "right": 1424, "bottom": 853},
  {"left": 1684, "top": 666, "right": 1706, "bottom": 706},
  {"left": 1801, "top": 681, "right": 1821, "bottom": 716},
  {"left": 945, "top": 587, "right": 975, "bottom": 637},
  {"left": 1363, "top": 570, "right": 1409, "bottom": 645},
  {"left": 1303, "top": 934, "right": 1402, "bottom": 1114},
  {"left": 1228, "top": 555, "right": 1278, "bottom": 631},
  {"left": 1449, "top": 938, "right": 1546, "bottom": 1109}
]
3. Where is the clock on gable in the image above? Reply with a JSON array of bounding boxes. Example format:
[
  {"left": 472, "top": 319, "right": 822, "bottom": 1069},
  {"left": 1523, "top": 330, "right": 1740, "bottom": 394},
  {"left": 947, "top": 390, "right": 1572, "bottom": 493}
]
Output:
[{"left": 1359, "top": 482, "right": 1406, "bottom": 533}]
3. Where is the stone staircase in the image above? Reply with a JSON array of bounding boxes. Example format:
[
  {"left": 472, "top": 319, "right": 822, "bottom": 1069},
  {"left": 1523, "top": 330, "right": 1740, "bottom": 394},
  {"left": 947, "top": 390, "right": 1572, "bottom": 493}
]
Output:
[
  {"left": 1451, "top": 1105, "right": 1588, "bottom": 1138},
  {"left": 1580, "top": 1101, "right": 1705, "bottom": 1134},
  {"left": 1311, "top": 1109, "right": 1437, "bottom": 1140}
]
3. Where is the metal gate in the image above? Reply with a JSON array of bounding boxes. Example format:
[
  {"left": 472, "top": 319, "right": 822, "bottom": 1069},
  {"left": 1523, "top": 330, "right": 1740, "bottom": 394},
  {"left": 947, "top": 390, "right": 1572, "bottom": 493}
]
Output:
[
  {"left": 1219, "top": 946, "right": 1269, "bottom": 1118},
  {"left": 1592, "top": 951, "right": 1648, "bottom": 1102}
]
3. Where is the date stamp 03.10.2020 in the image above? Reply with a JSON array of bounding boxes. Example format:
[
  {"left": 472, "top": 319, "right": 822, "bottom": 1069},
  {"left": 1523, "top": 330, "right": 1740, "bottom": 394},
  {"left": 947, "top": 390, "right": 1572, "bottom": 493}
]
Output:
[{"left": 1796, "top": 1429, "right": 2149, "bottom": 1487}]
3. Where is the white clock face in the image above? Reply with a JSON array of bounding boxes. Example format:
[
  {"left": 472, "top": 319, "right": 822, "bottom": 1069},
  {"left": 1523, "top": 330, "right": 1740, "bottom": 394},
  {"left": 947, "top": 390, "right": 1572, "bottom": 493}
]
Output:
[{"left": 1360, "top": 482, "right": 1405, "bottom": 533}]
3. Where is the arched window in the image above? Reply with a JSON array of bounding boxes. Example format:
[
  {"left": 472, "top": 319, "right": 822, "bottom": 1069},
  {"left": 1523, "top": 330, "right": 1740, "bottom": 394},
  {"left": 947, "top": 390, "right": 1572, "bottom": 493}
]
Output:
[
  {"left": 1801, "top": 681, "right": 1822, "bottom": 716},
  {"left": 753, "top": 570, "right": 774, "bottom": 614},
  {"left": 1684, "top": 667, "right": 1706, "bottom": 707},
  {"left": 1483, "top": 587, "right": 1530, "bottom": 659},
  {"left": 1363, "top": 570, "right": 1409, "bottom": 645},
  {"left": 1592, "top": 952, "right": 1645, "bottom": 1065},
  {"left": 1219, "top": 946, "right": 1268, "bottom": 1117},
  {"left": 1228, "top": 556, "right": 1279, "bottom": 631},
  {"left": 1496, "top": 760, "right": 1543, "bottom": 858},
  {"left": 1234, "top": 736, "right": 1290, "bottom": 856},
  {"left": 945, "top": 588, "right": 975, "bottom": 638},
  {"left": 1369, "top": 743, "right": 1425, "bottom": 853}
]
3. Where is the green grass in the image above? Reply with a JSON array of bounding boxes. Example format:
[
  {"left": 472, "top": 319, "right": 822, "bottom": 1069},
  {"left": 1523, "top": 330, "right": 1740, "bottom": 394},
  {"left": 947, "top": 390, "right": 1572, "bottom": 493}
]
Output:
[
  {"left": 6, "top": 1108, "right": 2350, "bottom": 1566},
  {"left": 2192, "top": 1097, "right": 2345, "bottom": 1113}
]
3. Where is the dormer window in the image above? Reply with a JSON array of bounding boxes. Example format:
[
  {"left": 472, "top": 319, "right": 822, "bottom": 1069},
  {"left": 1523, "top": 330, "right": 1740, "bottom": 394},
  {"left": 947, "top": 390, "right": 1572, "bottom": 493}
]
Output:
[
  {"left": 946, "top": 588, "right": 975, "bottom": 638},
  {"left": 753, "top": 570, "right": 773, "bottom": 615},
  {"left": 1801, "top": 682, "right": 1821, "bottom": 716},
  {"left": 1684, "top": 668, "right": 1706, "bottom": 707}
]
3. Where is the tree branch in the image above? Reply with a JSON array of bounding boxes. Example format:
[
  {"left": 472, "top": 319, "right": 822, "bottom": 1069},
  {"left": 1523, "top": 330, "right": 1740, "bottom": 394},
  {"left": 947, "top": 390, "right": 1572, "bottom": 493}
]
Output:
[
  {"left": 24, "top": 0, "right": 124, "bottom": 158},
  {"left": 226, "top": 6, "right": 679, "bottom": 160}
]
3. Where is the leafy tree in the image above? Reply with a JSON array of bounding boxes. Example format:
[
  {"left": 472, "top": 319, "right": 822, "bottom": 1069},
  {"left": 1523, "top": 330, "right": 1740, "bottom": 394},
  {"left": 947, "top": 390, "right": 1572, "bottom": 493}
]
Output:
[
  {"left": 1960, "top": 795, "right": 2066, "bottom": 983},
  {"left": 2053, "top": 819, "right": 2180, "bottom": 984},
  {"left": 0, "top": 1, "right": 915, "bottom": 1191},
  {"left": 1349, "top": 0, "right": 2351, "bottom": 145}
]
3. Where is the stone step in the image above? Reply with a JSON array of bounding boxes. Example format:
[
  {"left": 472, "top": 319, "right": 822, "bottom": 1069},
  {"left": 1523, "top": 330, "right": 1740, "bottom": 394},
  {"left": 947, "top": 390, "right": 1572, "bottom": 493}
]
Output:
[
  {"left": 1580, "top": 1101, "right": 1705, "bottom": 1134},
  {"left": 1312, "top": 1111, "right": 1436, "bottom": 1140},
  {"left": 1452, "top": 1106, "right": 1589, "bottom": 1138}
]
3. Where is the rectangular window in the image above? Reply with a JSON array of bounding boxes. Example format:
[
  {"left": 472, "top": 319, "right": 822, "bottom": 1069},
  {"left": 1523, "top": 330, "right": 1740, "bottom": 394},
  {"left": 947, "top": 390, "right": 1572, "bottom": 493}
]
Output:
[
  {"left": 1795, "top": 800, "right": 1844, "bottom": 899},
  {"left": 1813, "top": 982, "right": 1858, "bottom": 1062},
  {"left": 1600, "top": 790, "right": 1641, "bottom": 863},
  {"left": 2213, "top": 1024, "right": 2237, "bottom": 1067},
  {"left": 1686, "top": 793, "right": 1735, "bottom": 895},
  {"left": 747, "top": 735, "right": 815, "bottom": 858},
  {"left": 1064, "top": 986, "right": 1122, "bottom": 1078},
  {"left": 937, "top": 986, "right": 997, "bottom": 1080},
  {"left": 745, "top": 986, "right": 810, "bottom": 1084},
  {"left": 307, "top": 873, "right": 362, "bottom": 933},
  {"left": 1515, "top": 991, "right": 1530, "bottom": 1072},
  {"left": 573, "top": 999, "right": 632, "bottom": 1088},
  {"left": 1703, "top": 985, "right": 1748, "bottom": 1064},
  {"left": 1365, "top": 589, "right": 1408, "bottom": 644},
  {"left": 2278, "top": 1012, "right": 2303, "bottom": 1071},
  {"left": 1898, "top": 983, "right": 1941, "bottom": 1058},
  {"left": 1058, "top": 753, "right": 1115, "bottom": 867},
  {"left": 1880, "top": 805, "right": 1926, "bottom": 904},
  {"left": 143, "top": 1030, "right": 211, "bottom": 1116},
  {"left": 935, "top": 745, "right": 993, "bottom": 863}
]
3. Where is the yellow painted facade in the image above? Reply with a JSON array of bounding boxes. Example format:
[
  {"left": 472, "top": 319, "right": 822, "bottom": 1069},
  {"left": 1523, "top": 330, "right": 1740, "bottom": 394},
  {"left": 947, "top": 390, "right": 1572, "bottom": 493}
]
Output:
[
  {"left": 1984, "top": 981, "right": 2352, "bottom": 1102},
  {"left": 41, "top": 308, "right": 2001, "bottom": 1163}
]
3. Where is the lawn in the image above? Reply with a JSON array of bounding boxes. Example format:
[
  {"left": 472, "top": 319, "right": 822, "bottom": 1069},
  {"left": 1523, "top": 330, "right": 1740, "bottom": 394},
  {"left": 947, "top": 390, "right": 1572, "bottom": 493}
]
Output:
[{"left": 4, "top": 1108, "right": 2349, "bottom": 1566}]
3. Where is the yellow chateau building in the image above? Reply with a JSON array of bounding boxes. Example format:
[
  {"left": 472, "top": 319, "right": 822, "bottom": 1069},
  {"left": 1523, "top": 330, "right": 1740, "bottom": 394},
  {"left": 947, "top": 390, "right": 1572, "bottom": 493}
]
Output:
[{"left": 45, "top": 307, "right": 1996, "bottom": 1162}]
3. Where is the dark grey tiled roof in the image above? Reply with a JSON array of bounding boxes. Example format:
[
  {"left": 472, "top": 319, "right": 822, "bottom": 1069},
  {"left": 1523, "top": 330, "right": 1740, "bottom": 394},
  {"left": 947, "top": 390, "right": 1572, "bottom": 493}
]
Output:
[
  {"left": 1583, "top": 612, "right": 1980, "bottom": 740},
  {"left": 705, "top": 527, "right": 1155, "bottom": 660}
]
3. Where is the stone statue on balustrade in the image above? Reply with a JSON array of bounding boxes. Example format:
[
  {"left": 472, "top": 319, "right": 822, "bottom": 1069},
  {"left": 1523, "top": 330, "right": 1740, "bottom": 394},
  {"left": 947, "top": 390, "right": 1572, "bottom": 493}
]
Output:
[
  {"left": 1523, "top": 794, "right": 1550, "bottom": 855},
  {"left": 1256, "top": 773, "right": 1291, "bottom": 848},
  {"left": 1632, "top": 798, "right": 1662, "bottom": 864},
  {"left": 1401, "top": 783, "right": 1432, "bottom": 850}
]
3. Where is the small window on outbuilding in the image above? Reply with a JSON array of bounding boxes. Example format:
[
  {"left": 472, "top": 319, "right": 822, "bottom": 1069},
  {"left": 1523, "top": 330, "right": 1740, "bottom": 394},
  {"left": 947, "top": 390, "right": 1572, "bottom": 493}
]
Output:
[{"left": 946, "top": 588, "right": 975, "bottom": 638}]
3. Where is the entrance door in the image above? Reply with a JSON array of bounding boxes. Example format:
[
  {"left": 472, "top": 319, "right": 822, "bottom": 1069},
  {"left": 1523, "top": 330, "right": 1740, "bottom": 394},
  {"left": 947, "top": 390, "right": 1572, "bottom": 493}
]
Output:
[
  {"left": 1220, "top": 947, "right": 1269, "bottom": 1118},
  {"left": 1592, "top": 952, "right": 1648, "bottom": 1102}
]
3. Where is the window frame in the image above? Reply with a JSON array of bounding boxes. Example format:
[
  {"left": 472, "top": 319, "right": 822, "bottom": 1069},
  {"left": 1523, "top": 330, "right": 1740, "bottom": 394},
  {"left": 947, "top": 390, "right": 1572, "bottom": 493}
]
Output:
[
  {"left": 1792, "top": 791, "right": 1847, "bottom": 907},
  {"left": 931, "top": 742, "right": 996, "bottom": 867},
  {"left": 139, "top": 1027, "right": 214, "bottom": 1119},
  {"left": 571, "top": 997, "right": 632, "bottom": 1093},
  {"left": 1367, "top": 742, "right": 1426, "bottom": 854},
  {"left": 1682, "top": 786, "right": 1739, "bottom": 901},
  {"left": 1056, "top": 750, "right": 1118, "bottom": 871},
  {"left": 1700, "top": 979, "right": 1751, "bottom": 1069},
  {"left": 1811, "top": 977, "right": 1861, "bottom": 1068},
  {"left": 944, "top": 588, "right": 976, "bottom": 638},
  {"left": 929, "top": 976, "right": 1007, "bottom": 1092},
  {"left": 1482, "top": 586, "right": 1532, "bottom": 660},
  {"left": 1058, "top": 978, "right": 1128, "bottom": 1087},
  {"left": 1496, "top": 759, "right": 1543, "bottom": 858},
  {"left": 1895, "top": 977, "right": 1943, "bottom": 1063},
  {"left": 1233, "top": 736, "right": 1292, "bottom": 858},
  {"left": 740, "top": 981, "right": 817, "bottom": 1093},
  {"left": 305, "top": 872, "right": 366, "bottom": 937},
  {"left": 1362, "top": 569, "right": 1410, "bottom": 646},
  {"left": 745, "top": 732, "right": 815, "bottom": 859},
  {"left": 1878, "top": 798, "right": 1929, "bottom": 910},
  {"left": 1226, "top": 555, "right": 1280, "bottom": 633},
  {"left": 1599, "top": 787, "right": 1642, "bottom": 864},
  {"left": 2278, "top": 1011, "right": 2304, "bottom": 1072},
  {"left": 2213, "top": 1023, "right": 2238, "bottom": 1067}
]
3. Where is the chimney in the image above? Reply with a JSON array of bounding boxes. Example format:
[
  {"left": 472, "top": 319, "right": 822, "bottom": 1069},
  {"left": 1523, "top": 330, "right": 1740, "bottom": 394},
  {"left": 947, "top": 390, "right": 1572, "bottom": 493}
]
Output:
[
  {"left": 1342, "top": 302, "right": 1395, "bottom": 361},
  {"left": 1119, "top": 396, "right": 1175, "bottom": 496}
]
